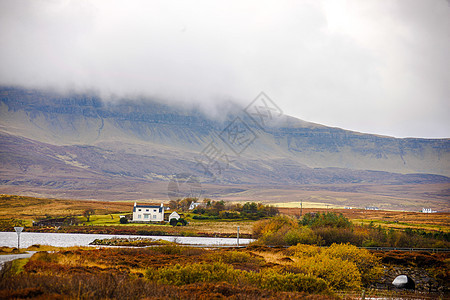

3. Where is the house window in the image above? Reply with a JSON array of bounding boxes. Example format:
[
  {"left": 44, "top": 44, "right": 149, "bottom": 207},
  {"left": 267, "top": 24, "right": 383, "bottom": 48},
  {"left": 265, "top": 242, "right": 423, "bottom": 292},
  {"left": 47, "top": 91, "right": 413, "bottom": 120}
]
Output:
[
  {"left": 153, "top": 215, "right": 157, "bottom": 219},
  {"left": 146, "top": 209, "right": 149, "bottom": 212},
  {"left": 144, "top": 215, "right": 149, "bottom": 219},
  {"left": 138, "top": 215, "right": 141, "bottom": 219},
  {"left": 138, "top": 209, "right": 141, "bottom": 211},
  {"left": 153, "top": 209, "right": 157, "bottom": 212}
]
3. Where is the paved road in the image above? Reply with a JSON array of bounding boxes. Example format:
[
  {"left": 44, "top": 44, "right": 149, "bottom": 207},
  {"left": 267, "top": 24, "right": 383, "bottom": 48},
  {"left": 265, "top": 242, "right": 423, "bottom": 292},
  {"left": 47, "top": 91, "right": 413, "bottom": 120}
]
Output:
[{"left": 0, "top": 251, "right": 36, "bottom": 269}]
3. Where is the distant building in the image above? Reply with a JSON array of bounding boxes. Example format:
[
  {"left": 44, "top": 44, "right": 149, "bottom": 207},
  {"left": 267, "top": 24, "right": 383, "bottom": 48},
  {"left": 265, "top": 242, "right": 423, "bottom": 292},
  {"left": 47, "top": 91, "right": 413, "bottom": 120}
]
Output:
[
  {"left": 168, "top": 211, "right": 180, "bottom": 221},
  {"left": 421, "top": 208, "right": 437, "bottom": 213},
  {"left": 132, "top": 202, "right": 165, "bottom": 222},
  {"left": 189, "top": 202, "right": 206, "bottom": 210},
  {"left": 365, "top": 206, "right": 379, "bottom": 210}
]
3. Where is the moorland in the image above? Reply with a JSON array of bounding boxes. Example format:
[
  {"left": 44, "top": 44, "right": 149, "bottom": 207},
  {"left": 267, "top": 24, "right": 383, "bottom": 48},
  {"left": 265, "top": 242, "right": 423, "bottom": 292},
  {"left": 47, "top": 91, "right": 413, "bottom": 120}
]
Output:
[
  {"left": 1, "top": 193, "right": 449, "bottom": 299},
  {"left": 0, "top": 243, "right": 448, "bottom": 299}
]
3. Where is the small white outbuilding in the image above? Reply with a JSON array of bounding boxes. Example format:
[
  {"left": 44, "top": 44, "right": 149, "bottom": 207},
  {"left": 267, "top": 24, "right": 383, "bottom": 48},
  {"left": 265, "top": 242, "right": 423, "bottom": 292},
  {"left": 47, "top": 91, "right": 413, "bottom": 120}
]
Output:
[{"left": 168, "top": 211, "right": 180, "bottom": 221}]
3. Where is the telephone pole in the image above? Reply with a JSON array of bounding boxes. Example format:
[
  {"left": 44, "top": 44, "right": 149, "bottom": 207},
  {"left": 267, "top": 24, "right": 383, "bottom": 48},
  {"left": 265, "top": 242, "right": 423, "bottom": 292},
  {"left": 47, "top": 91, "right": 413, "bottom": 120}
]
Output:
[{"left": 300, "top": 200, "right": 303, "bottom": 217}]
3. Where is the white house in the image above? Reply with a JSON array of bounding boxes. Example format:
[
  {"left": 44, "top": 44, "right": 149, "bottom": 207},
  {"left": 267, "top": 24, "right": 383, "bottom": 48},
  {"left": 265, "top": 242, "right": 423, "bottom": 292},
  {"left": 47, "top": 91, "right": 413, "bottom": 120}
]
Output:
[
  {"left": 189, "top": 202, "right": 206, "bottom": 210},
  {"left": 133, "top": 202, "right": 165, "bottom": 222},
  {"left": 422, "top": 208, "right": 437, "bottom": 213}
]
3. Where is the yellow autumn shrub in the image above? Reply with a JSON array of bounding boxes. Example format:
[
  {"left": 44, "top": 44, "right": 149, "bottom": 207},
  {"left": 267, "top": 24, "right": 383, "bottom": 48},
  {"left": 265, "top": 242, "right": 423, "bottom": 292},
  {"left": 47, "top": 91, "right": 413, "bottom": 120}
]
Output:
[
  {"left": 324, "top": 243, "right": 383, "bottom": 285},
  {"left": 293, "top": 253, "right": 362, "bottom": 291}
]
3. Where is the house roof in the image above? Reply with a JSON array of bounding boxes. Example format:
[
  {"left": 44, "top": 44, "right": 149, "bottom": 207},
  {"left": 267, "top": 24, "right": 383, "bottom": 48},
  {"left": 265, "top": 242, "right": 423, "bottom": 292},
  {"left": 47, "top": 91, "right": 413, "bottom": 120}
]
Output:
[{"left": 133, "top": 203, "right": 164, "bottom": 213}]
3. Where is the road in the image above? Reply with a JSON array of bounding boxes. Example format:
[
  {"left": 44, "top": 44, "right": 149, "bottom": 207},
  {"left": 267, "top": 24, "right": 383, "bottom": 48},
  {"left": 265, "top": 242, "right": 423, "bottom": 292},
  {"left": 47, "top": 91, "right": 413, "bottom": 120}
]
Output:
[{"left": 0, "top": 251, "right": 36, "bottom": 269}]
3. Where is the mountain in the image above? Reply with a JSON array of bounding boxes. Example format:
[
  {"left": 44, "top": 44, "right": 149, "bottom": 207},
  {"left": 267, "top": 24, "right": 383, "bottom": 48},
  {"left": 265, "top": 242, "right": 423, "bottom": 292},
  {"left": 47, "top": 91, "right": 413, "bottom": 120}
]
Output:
[{"left": 1, "top": 87, "right": 449, "bottom": 211}]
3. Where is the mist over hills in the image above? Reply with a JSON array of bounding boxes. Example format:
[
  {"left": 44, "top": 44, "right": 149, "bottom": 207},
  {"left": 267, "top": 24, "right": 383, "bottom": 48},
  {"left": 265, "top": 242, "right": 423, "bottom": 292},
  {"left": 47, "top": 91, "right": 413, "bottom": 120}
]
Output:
[{"left": 0, "top": 87, "right": 449, "bottom": 211}]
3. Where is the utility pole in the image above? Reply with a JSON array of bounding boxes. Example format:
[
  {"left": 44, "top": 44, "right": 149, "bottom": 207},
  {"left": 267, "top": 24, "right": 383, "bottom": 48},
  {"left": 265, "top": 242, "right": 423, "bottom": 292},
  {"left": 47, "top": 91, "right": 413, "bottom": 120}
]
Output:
[{"left": 300, "top": 200, "right": 303, "bottom": 217}]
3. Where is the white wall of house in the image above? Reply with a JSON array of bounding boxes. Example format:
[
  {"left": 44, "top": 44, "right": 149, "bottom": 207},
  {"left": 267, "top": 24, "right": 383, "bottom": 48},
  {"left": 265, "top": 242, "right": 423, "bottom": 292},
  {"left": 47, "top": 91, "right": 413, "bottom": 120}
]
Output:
[{"left": 133, "top": 202, "right": 165, "bottom": 222}]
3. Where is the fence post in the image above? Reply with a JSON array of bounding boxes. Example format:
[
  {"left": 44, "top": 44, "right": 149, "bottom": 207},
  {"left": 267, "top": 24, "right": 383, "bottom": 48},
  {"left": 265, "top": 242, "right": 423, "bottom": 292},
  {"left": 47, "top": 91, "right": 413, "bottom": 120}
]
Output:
[{"left": 237, "top": 226, "right": 240, "bottom": 247}]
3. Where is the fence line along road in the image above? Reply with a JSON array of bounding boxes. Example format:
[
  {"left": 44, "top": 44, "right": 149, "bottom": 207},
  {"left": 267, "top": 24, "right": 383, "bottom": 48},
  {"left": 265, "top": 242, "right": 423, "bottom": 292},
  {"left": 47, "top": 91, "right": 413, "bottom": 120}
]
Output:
[
  {"left": 361, "top": 247, "right": 450, "bottom": 253},
  {"left": 227, "top": 245, "right": 450, "bottom": 252}
]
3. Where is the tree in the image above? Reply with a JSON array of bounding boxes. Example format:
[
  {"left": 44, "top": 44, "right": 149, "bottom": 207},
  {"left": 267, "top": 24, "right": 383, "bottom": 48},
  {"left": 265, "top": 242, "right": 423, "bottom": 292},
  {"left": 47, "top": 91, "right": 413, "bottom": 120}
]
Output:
[
  {"left": 211, "top": 200, "right": 225, "bottom": 214},
  {"left": 169, "top": 218, "right": 178, "bottom": 226},
  {"left": 83, "top": 209, "right": 95, "bottom": 222},
  {"left": 120, "top": 217, "right": 128, "bottom": 224},
  {"left": 243, "top": 202, "right": 258, "bottom": 213},
  {"left": 168, "top": 200, "right": 179, "bottom": 210}
]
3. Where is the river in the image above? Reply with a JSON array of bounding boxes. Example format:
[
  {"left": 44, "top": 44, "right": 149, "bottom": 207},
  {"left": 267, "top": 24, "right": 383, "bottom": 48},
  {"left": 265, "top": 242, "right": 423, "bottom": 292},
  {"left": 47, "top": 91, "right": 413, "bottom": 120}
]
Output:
[{"left": 0, "top": 232, "right": 253, "bottom": 248}]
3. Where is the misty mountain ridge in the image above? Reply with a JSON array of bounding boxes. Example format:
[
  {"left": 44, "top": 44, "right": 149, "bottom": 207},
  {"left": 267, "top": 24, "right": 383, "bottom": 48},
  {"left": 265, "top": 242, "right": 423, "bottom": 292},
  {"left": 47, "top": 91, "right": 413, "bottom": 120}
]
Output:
[
  {"left": 1, "top": 87, "right": 448, "bottom": 175},
  {"left": 0, "top": 87, "right": 449, "bottom": 211}
]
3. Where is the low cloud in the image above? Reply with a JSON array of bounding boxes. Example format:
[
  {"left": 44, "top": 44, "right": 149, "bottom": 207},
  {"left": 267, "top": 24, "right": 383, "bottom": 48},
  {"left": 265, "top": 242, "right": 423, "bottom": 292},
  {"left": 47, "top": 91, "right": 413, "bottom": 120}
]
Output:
[{"left": 0, "top": 0, "right": 449, "bottom": 138}]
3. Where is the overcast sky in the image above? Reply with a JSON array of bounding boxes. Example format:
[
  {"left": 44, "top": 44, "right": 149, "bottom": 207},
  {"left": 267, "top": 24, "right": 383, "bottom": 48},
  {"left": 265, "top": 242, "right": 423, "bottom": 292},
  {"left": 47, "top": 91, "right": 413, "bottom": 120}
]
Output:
[{"left": 0, "top": 0, "right": 449, "bottom": 138}]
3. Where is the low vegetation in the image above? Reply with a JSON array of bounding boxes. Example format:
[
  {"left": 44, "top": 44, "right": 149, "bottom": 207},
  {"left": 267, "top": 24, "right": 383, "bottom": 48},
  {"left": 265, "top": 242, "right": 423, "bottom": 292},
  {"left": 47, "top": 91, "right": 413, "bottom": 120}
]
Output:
[
  {"left": 89, "top": 237, "right": 174, "bottom": 247},
  {"left": 170, "top": 198, "right": 279, "bottom": 220},
  {"left": 3, "top": 244, "right": 444, "bottom": 298},
  {"left": 253, "top": 213, "right": 450, "bottom": 248},
  {"left": 0, "top": 244, "right": 390, "bottom": 299}
]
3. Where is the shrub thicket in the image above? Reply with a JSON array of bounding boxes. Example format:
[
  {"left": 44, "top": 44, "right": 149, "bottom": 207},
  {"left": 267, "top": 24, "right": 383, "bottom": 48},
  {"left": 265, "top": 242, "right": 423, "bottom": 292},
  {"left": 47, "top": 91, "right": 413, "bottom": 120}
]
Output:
[
  {"left": 145, "top": 262, "right": 330, "bottom": 293},
  {"left": 193, "top": 200, "right": 278, "bottom": 220},
  {"left": 301, "top": 212, "right": 352, "bottom": 228},
  {"left": 286, "top": 243, "right": 383, "bottom": 289},
  {"left": 323, "top": 243, "right": 383, "bottom": 285},
  {"left": 253, "top": 212, "right": 450, "bottom": 248}
]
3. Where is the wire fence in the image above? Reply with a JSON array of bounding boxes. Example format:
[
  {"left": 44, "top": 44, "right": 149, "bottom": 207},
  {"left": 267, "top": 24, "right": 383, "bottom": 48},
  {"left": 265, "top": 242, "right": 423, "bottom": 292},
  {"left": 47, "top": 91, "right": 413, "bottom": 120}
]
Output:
[{"left": 336, "top": 289, "right": 446, "bottom": 300}]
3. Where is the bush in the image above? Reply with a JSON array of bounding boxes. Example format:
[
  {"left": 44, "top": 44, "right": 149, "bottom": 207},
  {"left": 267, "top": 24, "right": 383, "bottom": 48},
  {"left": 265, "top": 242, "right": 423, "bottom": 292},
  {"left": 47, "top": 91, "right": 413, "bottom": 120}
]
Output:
[
  {"left": 0, "top": 218, "right": 25, "bottom": 231},
  {"left": 146, "top": 262, "right": 330, "bottom": 293},
  {"left": 293, "top": 253, "right": 361, "bottom": 291},
  {"left": 286, "top": 243, "right": 383, "bottom": 289},
  {"left": 285, "top": 244, "right": 322, "bottom": 258},
  {"left": 284, "top": 226, "right": 320, "bottom": 246},
  {"left": 119, "top": 217, "right": 128, "bottom": 224},
  {"left": 301, "top": 212, "right": 352, "bottom": 228},
  {"left": 324, "top": 243, "right": 383, "bottom": 285},
  {"left": 169, "top": 219, "right": 178, "bottom": 226},
  {"left": 249, "top": 268, "right": 328, "bottom": 293},
  {"left": 313, "top": 227, "right": 364, "bottom": 246},
  {"left": 253, "top": 217, "right": 322, "bottom": 246}
]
